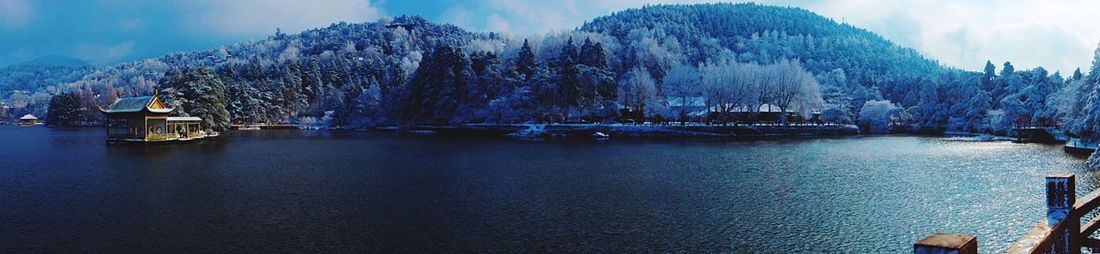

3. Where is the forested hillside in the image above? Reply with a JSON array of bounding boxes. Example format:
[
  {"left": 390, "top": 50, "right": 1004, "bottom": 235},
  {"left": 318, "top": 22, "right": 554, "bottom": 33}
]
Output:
[{"left": 0, "top": 3, "right": 1081, "bottom": 134}]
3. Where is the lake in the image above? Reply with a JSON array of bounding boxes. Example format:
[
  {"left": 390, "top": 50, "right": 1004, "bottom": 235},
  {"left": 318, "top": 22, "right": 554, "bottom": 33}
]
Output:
[{"left": 0, "top": 126, "right": 1095, "bottom": 252}]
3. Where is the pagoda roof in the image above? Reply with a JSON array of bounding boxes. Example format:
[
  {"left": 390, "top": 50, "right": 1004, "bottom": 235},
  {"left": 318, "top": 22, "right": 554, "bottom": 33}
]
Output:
[{"left": 100, "top": 94, "right": 174, "bottom": 114}]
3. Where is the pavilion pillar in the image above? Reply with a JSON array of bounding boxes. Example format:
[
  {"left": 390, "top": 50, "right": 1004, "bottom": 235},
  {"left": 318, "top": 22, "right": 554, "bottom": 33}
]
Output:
[{"left": 1047, "top": 173, "right": 1079, "bottom": 254}]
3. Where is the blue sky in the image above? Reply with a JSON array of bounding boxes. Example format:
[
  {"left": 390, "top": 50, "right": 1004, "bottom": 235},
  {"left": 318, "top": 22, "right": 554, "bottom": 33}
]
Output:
[{"left": 1, "top": 0, "right": 1098, "bottom": 74}]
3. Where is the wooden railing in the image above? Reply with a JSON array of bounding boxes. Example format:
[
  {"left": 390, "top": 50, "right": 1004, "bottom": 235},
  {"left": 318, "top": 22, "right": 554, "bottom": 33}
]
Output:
[
  {"left": 915, "top": 173, "right": 1100, "bottom": 254},
  {"left": 146, "top": 133, "right": 178, "bottom": 141}
]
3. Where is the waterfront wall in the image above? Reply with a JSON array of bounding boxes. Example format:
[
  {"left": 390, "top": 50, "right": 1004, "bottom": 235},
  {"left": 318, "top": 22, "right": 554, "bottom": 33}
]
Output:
[{"left": 394, "top": 123, "right": 861, "bottom": 138}]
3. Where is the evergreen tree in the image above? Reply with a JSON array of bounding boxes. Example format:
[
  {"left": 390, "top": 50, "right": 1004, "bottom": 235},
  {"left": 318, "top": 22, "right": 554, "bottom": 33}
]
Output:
[
  {"left": 558, "top": 38, "right": 582, "bottom": 109},
  {"left": 993, "top": 61, "right": 1017, "bottom": 106},
  {"left": 516, "top": 39, "right": 537, "bottom": 80},
  {"left": 559, "top": 37, "right": 577, "bottom": 66},
  {"left": 980, "top": 60, "right": 996, "bottom": 92},
  {"left": 1001, "top": 61, "right": 1015, "bottom": 77},
  {"left": 282, "top": 62, "right": 307, "bottom": 116},
  {"left": 46, "top": 92, "right": 80, "bottom": 126},
  {"left": 1084, "top": 44, "right": 1100, "bottom": 169},
  {"left": 404, "top": 45, "right": 475, "bottom": 124},
  {"left": 1077, "top": 45, "right": 1100, "bottom": 142},
  {"left": 302, "top": 59, "right": 324, "bottom": 101},
  {"left": 470, "top": 52, "right": 504, "bottom": 105},
  {"left": 579, "top": 38, "right": 608, "bottom": 69},
  {"left": 159, "top": 66, "right": 231, "bottom": 131},
  {"left": 192, "top": 66, "right": 232, "bottom": 131}
]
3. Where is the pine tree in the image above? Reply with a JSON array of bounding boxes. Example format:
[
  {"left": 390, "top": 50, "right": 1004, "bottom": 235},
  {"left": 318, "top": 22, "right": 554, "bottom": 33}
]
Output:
[
  {"left": 302, "top": 59, "right": 324, "bottom": 101},
  {"left": 558, "top": 37, "right": 582, "bottom": 108},
  {"left": 191, "top": 66, "right": 231, "bottom": 131},
  {"left": 1079, "top": 45, "right": 1100, "bottom": 142},
  {"left": 980, "top": 60, "right": 996, "bottom": 92},
  {"left": 559, "top": 37, "right": 577, "bottom": 66},
  {"left": 404, "top": 45, "right": 475, "bottom": 124},
  {"left": 283, "top": 62, "right": 307, "bottom": 116},
  {"left": 159, "top": 66, "right": 231, "bottom": 131},
  {"left": 46, "top": 92, "right": 80, "bottom": 126},
  {"left": 516, "top": 39, "right": 537, "bottom": 80},
  {"left": 1001, "top": 61, "right": 1015, "bottom": 77},
  {"left": 579, "top": 38, "right": 608, "bottom": 69},
  {"left": 1085, "top": 43, "right": 1100, "bottom": 169},
  {"left": 993, "top": 61, "right": 1017, "bottom": 106}
]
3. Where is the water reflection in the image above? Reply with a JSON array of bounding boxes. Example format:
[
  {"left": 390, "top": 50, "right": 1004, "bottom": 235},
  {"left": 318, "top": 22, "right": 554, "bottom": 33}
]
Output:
[{"left": 0, "top": 126, "right": 1093, "bottom": 252}]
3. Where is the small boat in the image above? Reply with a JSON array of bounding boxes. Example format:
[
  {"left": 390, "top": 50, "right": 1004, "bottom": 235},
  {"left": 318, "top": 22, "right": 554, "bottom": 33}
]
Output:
[
  {"left": 592, "top": 132, "right": 610, "bottom": 139},
  {"left": 509, "top": 124, "right": 546, "bottom": 138},
  {"left": 1064, "top": 138, "right": 1097, "bottom": 155}
]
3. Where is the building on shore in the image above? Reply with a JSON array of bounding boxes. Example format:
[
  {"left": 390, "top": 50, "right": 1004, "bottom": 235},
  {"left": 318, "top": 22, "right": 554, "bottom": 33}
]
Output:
[
  {"left": 99, "top": 92, "right": 216, "bottom": 143},
  {"left": 0, "top": 103, "right": 10, "bottom": 124},
  {"left": 17, "top": 114, "right": 39, "bottom": 126},
  {"left": 706, "top": 103, "right": 818, "bottom": 123},
  {"left": 666, "top": 96, "right": 709, "bottom": 119}
]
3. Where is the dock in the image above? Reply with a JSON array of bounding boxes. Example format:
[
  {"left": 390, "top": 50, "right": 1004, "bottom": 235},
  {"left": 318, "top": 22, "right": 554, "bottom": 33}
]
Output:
[
  {"left": 1014, "top": 127, "right": 1069, "bottom": 143},
  {"left": 1065, "top": 138, "right": 1098, "bottom": 156}
]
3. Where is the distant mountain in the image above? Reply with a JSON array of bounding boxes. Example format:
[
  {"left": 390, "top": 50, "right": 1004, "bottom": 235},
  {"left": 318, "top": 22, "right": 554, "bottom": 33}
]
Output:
[
  {"left": 580, "top": 3, "right": 946, "bottom": 108},
  {"left": 0, "top": 56, "right": 94, "bottom": 96},
  {"left": 20, "top": 55, "right": 90, "bottom": 67}
]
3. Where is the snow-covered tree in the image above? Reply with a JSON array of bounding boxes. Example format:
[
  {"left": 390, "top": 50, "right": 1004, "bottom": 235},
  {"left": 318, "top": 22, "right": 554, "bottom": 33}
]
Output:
[
  {"left": 859, "top": 100, "right": 900, "bottom": 133},
  {"left": 618, "top": 66, "right": 658, "bottom": 123},
  {"left": 158, "top": 66, "right": 231, "bottom": 131},
  {"left": 661, "top": 63, "right": 702, "bottom": 123}
]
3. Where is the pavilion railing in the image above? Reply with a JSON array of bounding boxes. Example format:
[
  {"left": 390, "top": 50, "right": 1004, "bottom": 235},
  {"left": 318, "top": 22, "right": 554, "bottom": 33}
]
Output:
[
  {"left": 146, "top": 133, "right": 178, "bottom": 141},
  {"left": 915, "top": 173, "right": 1100, "bottom": 254}
]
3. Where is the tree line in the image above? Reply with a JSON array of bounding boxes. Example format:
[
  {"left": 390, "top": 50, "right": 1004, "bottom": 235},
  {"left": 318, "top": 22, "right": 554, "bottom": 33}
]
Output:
[{"left": 9, "top": 3, "right": 1081, "bottom": 135}]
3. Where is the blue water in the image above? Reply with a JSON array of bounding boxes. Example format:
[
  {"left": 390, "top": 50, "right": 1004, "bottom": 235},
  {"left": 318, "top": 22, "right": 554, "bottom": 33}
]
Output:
[{"left": 0, "top": 126, "right": 1095, "bottom": 252}]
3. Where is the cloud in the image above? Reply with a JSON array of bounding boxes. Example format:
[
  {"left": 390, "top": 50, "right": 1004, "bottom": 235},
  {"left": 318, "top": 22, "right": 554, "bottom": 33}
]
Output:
[
  {"left": 0, "top": 0, "right": 34, "bottom": 31},
  {"left": 787, "top": 0, "right": 1100, "bottom": 74},
  {"left": 5, "top": 47, "right": 34, "bottom": 61},
  {"left": 487, "top": 14, "right": 510, "bottom": 33},
  {"left": 118, "top": 18, "right": 143, "bottom": 31},
  {"left": 439, "top": 6, "right": 474, "bottom": 32},
  {"left": 188, "top": 0, "right": 385, "bottom": 36}
]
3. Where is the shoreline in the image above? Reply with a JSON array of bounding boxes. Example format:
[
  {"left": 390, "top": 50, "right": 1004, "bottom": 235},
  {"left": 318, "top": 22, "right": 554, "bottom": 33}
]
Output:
[{"left": 371, "top": 123, "right": 862, "bottom": 139}]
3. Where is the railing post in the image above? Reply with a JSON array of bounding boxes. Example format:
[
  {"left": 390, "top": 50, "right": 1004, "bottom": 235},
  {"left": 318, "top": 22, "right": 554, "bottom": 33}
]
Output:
[
  {"left": 1047, "top": 173, "right": 1080, "bottom": 254},
  {"left": 914, "top": 233, "right": 977, "bottom": 254}
]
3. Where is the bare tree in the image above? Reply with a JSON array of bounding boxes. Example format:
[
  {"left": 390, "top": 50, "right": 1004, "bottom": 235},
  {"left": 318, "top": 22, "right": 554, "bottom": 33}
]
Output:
[{"left": 618, "top": 66, "right": 657, "bottom": 123}]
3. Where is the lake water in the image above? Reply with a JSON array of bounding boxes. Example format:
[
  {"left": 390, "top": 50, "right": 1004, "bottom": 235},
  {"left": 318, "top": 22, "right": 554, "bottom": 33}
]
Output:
[{"left": 1, "top": 126, "right": 1096, "bottom": 252}]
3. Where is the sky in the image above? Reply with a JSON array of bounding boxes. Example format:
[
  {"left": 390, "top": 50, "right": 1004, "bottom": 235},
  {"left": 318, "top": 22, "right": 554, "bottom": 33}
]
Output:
[{"left": 1, "top": 0, "right": 1099, "bottom": 74}]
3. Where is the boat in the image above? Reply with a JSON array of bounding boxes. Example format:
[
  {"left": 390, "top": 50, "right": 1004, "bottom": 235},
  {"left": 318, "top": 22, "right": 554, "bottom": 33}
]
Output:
[
  {"left": 592, "top": 132, "right": 611, "bottom": 139},
  {"left": 509, "top": 124, "right": 547, "bottom": 138},
  {"left": 1064, "top": 138, "right": 1097, "bottom": 155}
]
